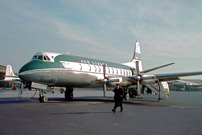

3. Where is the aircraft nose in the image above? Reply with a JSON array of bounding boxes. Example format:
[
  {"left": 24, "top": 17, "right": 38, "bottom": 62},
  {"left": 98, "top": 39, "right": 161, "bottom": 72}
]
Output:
[
  {"left": 18, "top": 60, "right": 35, "bottom": 74},
  {"left": 18, "top": 64, "right": 27, "bottom": 74},
  {"left": 18, "top": 62, "right": 33, "bottom": 81},
  {"left": 18, "top": 72, "right": 28, "bottom": 82}
]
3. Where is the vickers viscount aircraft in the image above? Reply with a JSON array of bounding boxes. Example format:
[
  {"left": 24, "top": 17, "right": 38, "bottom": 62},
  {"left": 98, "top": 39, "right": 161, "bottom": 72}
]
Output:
[{"left": 18, "top": 41, "right": 202, "bottom": 102}]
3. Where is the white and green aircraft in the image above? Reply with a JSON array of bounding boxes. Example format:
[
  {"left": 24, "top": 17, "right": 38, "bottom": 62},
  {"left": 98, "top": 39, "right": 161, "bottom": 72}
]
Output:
[{"left": 18, "top": 41, "right": 202, "bottom": 102}]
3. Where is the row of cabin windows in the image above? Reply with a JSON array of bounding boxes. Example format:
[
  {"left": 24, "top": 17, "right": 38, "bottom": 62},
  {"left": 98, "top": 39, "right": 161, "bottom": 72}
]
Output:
[
  {"left": 80, "top": 59, "right": 130, "bottom": 75},
  {"left": 79, "top": 63, "right": 131, "bottom": 76}
]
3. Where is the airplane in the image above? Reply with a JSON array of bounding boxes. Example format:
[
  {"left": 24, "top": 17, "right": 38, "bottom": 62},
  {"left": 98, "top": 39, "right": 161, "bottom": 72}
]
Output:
[
  {"left": 17, "top": 41, "right": 202, "bottom": 102},
  {"left": 0, "top": 65, "right": 21, "bottom": 84},
  {"left": 169, "top": 80, "right": 202, "bottom": 91},
  {"left": 0, "top": 65, "right": 21, "bottom": 89},
  {"left": 4, "top": 65, "right": 20, "bottom": 82}
]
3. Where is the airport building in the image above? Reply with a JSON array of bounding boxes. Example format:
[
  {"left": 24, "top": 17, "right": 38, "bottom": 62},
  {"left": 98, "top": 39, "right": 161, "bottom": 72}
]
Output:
[{"left": 0, "top": 65, "right": 6, "bottom": 80}]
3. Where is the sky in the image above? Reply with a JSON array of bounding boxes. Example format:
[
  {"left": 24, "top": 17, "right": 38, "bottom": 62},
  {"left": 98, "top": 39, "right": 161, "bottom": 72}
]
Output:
[{"left": 0, "top": 0, "right": 202, "bottom": 79}]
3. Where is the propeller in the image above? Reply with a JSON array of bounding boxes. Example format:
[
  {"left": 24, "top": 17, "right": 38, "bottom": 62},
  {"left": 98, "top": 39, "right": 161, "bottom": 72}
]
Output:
[
  {"left": 103, "top": 64, "right": 107, "bottom": 97},
  {"left": 135, "top": 61, "right": 161, "bottom": 99},
  {"left": 136, "top": 61, "right": 141, "bottom": 96},
  {"left": 92, "top": 64, "right": 119, "bottom": 97}
]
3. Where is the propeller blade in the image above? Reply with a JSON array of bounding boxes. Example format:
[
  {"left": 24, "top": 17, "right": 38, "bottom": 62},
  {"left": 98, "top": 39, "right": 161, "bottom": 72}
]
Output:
[
  {"left": 103, "top": 83, "right": 107, "bottom": 97},
  {"left": 136, "top": 61, "right": 139, "bottom": 75},
  {"left": 136, "top": 61, "right": 141, "bottom": 95},
  {"left": 137, "top": 80, "right": 140, "bottom": 96},
  {"left": 103, "top": 64, "right": 106, "bottom": 78},
  {"left": 103, "top": 64, "right": 107, "bottom": 97}
]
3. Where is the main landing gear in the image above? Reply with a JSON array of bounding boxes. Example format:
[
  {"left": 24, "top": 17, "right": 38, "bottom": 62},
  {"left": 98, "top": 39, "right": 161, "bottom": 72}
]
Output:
[
  {"left": 123, "top": 87, "right": 130, "bottom": 101},
  {"left": 65, "top": 88, "right": 74, "bottom": 100},
  {"left": 37, "top": 88, "right": 74, "bottom": 102},
  {"left": 39, "top": 89, "right": 48, "bottom": 103}
]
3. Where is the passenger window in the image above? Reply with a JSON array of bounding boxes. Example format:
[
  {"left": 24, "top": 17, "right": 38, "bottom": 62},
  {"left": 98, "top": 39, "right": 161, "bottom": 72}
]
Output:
[
  {"left": 112, "top": 68, "right": 114, "bottom": 74},
  {"left": 115, "top": 69, "right": 118, "bottom": 74},
  {"left": 107, "top": 68, "right": 110, "bottom": 73}
]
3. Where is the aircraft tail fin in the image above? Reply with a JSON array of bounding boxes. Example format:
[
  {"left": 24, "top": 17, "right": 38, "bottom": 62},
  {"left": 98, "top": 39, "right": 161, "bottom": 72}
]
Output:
[
  {"left": 122, "top": 41, "right": 143, "bottom": 71},
  {"left": 4, "top": 65, "right": 17, "bottom": 81},
  {"left": 132, "top": 41, "right": 141, "bottom": 61}
]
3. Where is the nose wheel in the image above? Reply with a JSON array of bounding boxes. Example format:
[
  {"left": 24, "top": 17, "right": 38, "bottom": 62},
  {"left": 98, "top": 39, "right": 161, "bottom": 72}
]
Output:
[
  {"left": 39, "top": 96, "right": 48, "bottom": 102},
  {"left": 39, "top": 90, "right": 48, "bottom": 102}
]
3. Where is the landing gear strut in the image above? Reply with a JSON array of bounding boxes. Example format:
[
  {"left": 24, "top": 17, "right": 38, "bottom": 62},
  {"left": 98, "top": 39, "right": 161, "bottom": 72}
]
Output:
[{"left": 39, "top": 89, "right": 48, "bottom": 102}]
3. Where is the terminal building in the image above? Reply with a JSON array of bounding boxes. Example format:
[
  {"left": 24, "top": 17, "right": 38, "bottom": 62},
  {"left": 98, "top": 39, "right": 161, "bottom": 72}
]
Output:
[{"left": 0, "top": 65, "right": 7, "bottom": 88}]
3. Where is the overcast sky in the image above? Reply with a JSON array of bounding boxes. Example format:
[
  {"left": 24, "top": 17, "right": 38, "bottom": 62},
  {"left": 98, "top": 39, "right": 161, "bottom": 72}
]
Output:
[{"left": 0, "top": 0, "right": 202, "bottom": 79}]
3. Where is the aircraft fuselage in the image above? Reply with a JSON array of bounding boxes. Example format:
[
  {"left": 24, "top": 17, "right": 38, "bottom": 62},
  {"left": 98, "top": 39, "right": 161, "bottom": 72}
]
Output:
[{"left": 18, "top": 52, "right": 133, "bottom": 88}]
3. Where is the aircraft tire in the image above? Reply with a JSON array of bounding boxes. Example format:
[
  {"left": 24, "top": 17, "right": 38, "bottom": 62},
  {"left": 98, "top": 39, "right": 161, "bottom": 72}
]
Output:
[
  {"left": 39, "top": 97, "right": 43, "bottom": 102},
  {"left": 65, "top": 90, "right": 73, "bottom": 100},
  {"left": 125, "top": 93, "right": 130, "bottom": 100},
  {"left": 42, "top": 96, "right": 48, "bottom": 102}
]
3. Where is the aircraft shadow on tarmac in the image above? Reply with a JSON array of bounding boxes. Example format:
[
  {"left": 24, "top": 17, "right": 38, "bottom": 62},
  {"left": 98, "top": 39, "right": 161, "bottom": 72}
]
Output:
[
  {"left": 50, "top": 111, "right": 111, "bottom": 115},
  {"left": 0, "top": 96, "right": 168, "bottom": 108}
]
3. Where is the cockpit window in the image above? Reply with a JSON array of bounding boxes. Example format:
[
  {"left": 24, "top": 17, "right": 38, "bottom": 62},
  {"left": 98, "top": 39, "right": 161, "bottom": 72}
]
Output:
[
  {"left": 44, "top": 56, "right": 47, "bottom": 60},
  {"left": 32, "top": 53, "right": 55, "bottom": 62},
  {"left": 32, "top": 55, "right": 38, "bottom": 60},
  {"left": 37, "top": 55, "right": 43, "bottom": 60},
  {"left": 44, "top": 55, "right": 50, "bottom": 61}
]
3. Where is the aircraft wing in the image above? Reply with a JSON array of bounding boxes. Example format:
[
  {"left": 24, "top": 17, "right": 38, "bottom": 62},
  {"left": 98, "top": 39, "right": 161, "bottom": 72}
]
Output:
[
  {"left": 141, "top": 62, "right": 175, "bottom": 73},
  {"left": 188, "top": 85, "right": 202, "bottom": 88},
  {"left": 154, "top": 71, "right": 202, "bottom": 81},
  {"left": 4, "top": 75, "right": 21, "bottom": 82},
  {"left": 0, "top": 79, "right": 21, "bottom": 84}
]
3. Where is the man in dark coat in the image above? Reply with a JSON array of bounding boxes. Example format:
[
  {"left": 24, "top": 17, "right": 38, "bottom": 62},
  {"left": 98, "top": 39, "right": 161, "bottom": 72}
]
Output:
[{"left": 112, "top": 84, "right": 124, "bottom": 113}]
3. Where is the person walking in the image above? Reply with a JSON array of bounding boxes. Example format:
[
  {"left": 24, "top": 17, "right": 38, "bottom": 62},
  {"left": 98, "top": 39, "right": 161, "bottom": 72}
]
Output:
[{"left": 112, "top": 84, "right": 124, "bottom": 113}]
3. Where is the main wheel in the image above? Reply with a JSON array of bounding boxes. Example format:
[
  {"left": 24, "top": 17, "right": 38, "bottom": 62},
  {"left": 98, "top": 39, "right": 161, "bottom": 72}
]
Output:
[
  {"left": 125, "top": 93, "right": 130, "bottom": 100},
  {"left": 65, "top": 90, "right": 73, "bottom": 100}
]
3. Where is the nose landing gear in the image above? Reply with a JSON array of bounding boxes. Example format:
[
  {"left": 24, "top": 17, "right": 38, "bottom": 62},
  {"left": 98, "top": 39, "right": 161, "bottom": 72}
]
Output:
[{"left": 39, "top": 89, "right": 48, "bottom": 102}]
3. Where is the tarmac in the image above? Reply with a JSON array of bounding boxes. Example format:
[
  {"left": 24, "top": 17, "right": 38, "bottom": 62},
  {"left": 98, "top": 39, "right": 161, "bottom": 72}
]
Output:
[{"left": 0, "top": 88, "right": 202, "bottom": 135}]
